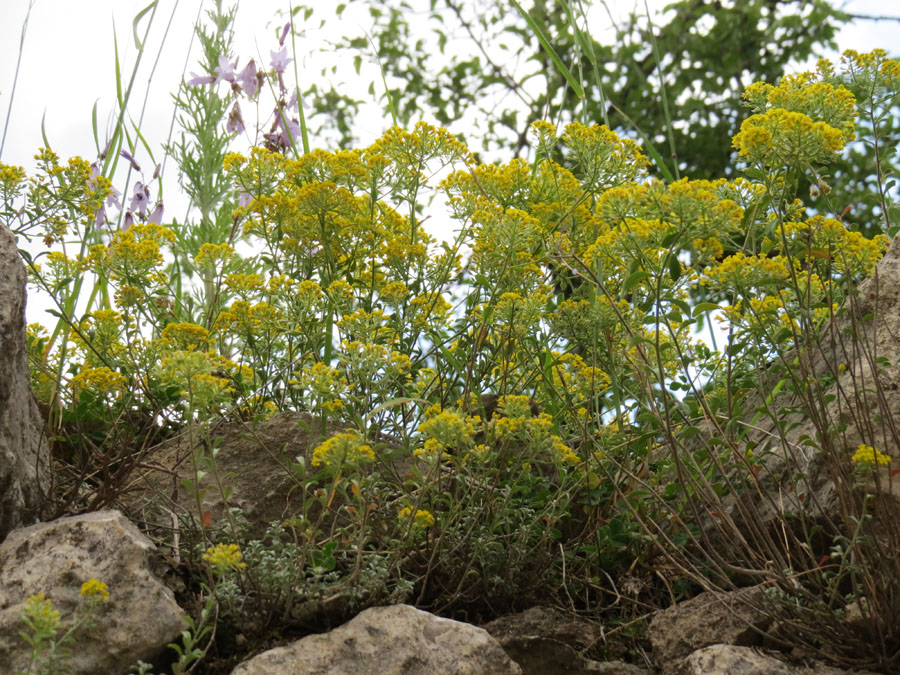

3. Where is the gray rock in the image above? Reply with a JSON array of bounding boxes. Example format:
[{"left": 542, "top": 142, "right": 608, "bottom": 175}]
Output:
[
  {"left": 740, "top": 231, "right": 900, "bottom": 526},
  {"left": 0, "top": 223, "right": 49, "bottom": 540},
  {"left": 681, "top": 644, "right": 867, "bottom": 675},
  {"left": 231, "top": 604, "right": 522, "bottom": 675},
  {"left": 649, "top": 588, "right": 770, "bottom": 673},
  {"left": 682, "top": 645, "right": 797, "bottom": 675},
  {"left": 0, "top": 510, "right": 186, "bottom": 674},
  {"left": 483, "top": 606, "right": 647, "bottom": 674}
]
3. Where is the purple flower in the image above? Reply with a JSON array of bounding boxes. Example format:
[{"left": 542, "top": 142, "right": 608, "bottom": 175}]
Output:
[
  {"left": 106, "top": 186, "right": 121, "bottom": 210},
  {"left": 237, "top": 59, "right": 259, "bottom": 98},
  {"left": 226, "top": 102, "right": 245, "bottom": 135},
  {"left": 238, "top": 192, "right": 253, "bottom": 207},
  {"left": 187, "top": 72, "right": 216, "bottom": 86},
  {"left": 95, "top": 204, "right": 108, "bottom": 229},
  {"left": 287, "top": 88, "right": 299, "bottom": 113},
  {"left": 270, "top": 48, "right": 292, "bottom": 75},
  {"left": 123, "top": 211, "right": 134, "bottom": 231},
  {"left": 279, "top": 22, "right": 291, "bottom": 47},
  {"left": 214, "top": 55, "right": 237, "bottom": 83},
  {"left": 130, "top": 182, "right": 150, "bottom": 215},
  {"left": 120, "top": 150, "right": 141, "bottom": 171},
  {"left": 285, "top": 118, "right": 301, "bottom": 143},
  {"left": 148, "top": 201, "right": 164, "bottom": 224}
]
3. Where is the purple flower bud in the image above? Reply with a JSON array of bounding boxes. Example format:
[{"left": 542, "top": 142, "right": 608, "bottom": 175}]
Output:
[
  {"left": 226, "top": 102, "right": 245, "bottom": 135},
  {"left": 214, "top": 55, "right": 237, "bottom": 83},
  {"left": 279, "top": 22, "right": 291, "bottom": 47},
  {"left": 237, "top": 59, "right": 259, "bottom": 98},
  {"left": 187, "top": 72, "right": 216, "bottom": 86},
  {"left": 123, "top": 211, "right": 134, "bottom": 231},
  {"left": 152, "top": 163, "right": 161, "bottom": 180},
  {"left": 148, "top": 201, "right": 164, "bottom": 224},
  {"left": 120, "top": 150, "right": 141, "bottom": 171},
  {"left": 270, "top": 48, "right": 292, "bottom": 75}
]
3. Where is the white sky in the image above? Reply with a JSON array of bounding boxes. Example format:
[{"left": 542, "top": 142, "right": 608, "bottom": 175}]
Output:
[{"left": 0, "top": 0, "right": 898, "bottom": 326}]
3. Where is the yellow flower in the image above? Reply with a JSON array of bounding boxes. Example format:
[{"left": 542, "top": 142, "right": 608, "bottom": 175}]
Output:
[
  {"left": 398, "top": 506, "right": 435, "bottom": 530},
  {"left": 311, "top": 432, "right": 375, "bottom": 467},
  {"left": 22, "top": 593, "right": 61, "bottom": 633},
  {"left": 80, "top": 579, "right": 110, "bottom": 602},
  {"left": 851, "top": 444, "right": 891, "bottom": 466},
  {"left": 202, "top": 543, "right": 247, "bottom": 575}
]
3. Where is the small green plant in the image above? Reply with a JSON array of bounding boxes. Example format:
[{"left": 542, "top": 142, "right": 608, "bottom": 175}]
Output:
[{"left": 18, "top": 580, "right": 110, "bottom": 675}]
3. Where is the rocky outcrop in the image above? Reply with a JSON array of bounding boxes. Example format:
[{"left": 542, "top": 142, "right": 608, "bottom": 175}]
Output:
[
  {"left": 681, "top": 644, "right": 867, "bottom": 675},
  {"left": 230, "top": 604, "right": 522, "bottom": 675},
  {"left": 742, "top": 232, "right": 900, "bottom": 523},
  {"left": 124, "top": 411, "right": 419, "bottom": 541},
  {"left": 649, "top": 588, "right": 771, "bottom": 674},
  {"left": 0, "top": 510, "right": 186, "bottom": 674},
  {"left": 483, "top": 606, "right": 647, "bottom": 674},
  {"left": 0, "top": 223, "right": 48, "bottom": 540}
]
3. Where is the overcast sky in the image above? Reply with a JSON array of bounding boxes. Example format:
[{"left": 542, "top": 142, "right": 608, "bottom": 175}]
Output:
[
  {"left": 2, "top": 0, "right": 897, "bottom": 175},
  {"left": 1, "top": 0, "right": 898, "bottom": 325}
]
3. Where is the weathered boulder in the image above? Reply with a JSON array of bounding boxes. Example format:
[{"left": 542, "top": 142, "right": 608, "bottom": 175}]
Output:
[
  {"left": 649, "top": 588, "right": 770, "bottom": 674},
  {"left": 483, "top": 606, "right": 647, "bottom": 674},
  {"left": 681, "top": 644, "right": 864, "bottom": 675},
  {"left": 230, "top": 604, "right": 522, "bottom": 675},
  {"left": 682, "top": 645, "right": 796, "bottom": 675},
  {"left": 125, "top": 411, "right": 415, "bottom": 540},
  {"left": 742, "top": 232, "right": 900, "bottom": 523},
  {"left": 0, "top": 510, "right": 186, "bottom": 674},
  {"left": 0, "top": 223, "right": 49, "bottom": 540}
]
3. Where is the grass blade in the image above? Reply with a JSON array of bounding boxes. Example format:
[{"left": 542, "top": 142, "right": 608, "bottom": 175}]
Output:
[{"left": 510, "top": 0, "right": 584, "bottom": 101}]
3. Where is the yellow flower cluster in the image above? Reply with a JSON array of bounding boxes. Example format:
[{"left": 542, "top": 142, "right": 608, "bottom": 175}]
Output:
[
  {"left": 311, "top": 431, "right": 375, "bottom": 467},
  {"left": 70, "top": 366, "right": 126, "bottom": 400},
  {"left": 776, "top": 217, "right": 888, "bottom": 277},
  {"left": 417, "top": 409, "right": 478, "bottom": 457},
  {"left": 22, "top": 593, "right": 61, "bottom": 631},
  {"left": 398, "top": 506, "right": 436, "bottom": 530},
  {"left": 733, "top": 108, "right": 846, "bottom": 167},
  {"left": 851, "top": 444, "right": 892, "bottom": 466},
  {"left": 202, "top": 543, "right": 247, "bottom": 575},
  {"left": 161, "top": 322, "right": 210, "bottom": 350},
  {"left": 707, "top": 252, "right": 791, "bottom": 289},
  {"left": 79, "top": 579, "right": 110, "bottom": 602}
]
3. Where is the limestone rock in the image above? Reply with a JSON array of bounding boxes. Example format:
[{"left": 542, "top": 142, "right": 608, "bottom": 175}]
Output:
[
  {"left": 742, "top": 232, "right": 900, "bottom": 524},
  {"left": 125, "top": 411, "right": 417, "bottom": 541},
  {"left": 0, "top": 223, "right": 49, "bottom": 540},
  {"left": 230, "top": 604, "right": 522, "bottom": 675},
  {"left": 0, "top": 510, "right": 186, "bottom": 674},
  {"left": 649, "top": 588, "right": 770, "bottom": 673},
  {"left": 682, "top": 645, "right": 798, "bottom": 675},
  {"left": 681, "top": 644, "right": 864, "bottom": 675},
  {"left": 483, "top": 606, "right": 647, "bottom": 674}
]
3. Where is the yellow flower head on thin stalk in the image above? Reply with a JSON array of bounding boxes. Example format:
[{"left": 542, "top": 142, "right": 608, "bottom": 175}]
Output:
[
  {"left": 202, "top": 543, "right": 247, "bottom": 576},
  {"left": 851, "top": 444, "right": 892, "bottom": 466},
  {"left": 398, "top": 506, "right": 436, "bottom": 532},
  {"left": 80, "top": 579, "right": 110, "bottom": 603},
  {"left": 22, "top": 593, "right": 61, "bottom": 634},
  {"left": 311, "top": 431, "right": 375, "bottom": 467}
]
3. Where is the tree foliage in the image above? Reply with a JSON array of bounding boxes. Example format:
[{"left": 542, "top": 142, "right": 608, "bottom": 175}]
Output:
[{"left": 297, "top": 0, "right": 847, "bottom": 180}]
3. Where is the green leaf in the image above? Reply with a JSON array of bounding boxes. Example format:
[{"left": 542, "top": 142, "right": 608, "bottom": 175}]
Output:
[
  {"left": 692, "top": 302, "right": 722, "bottom": 317},
  {"left": 509, "top": 0, "right": 584, "bottom": 100},
  {"left": 624, "top": 270, "right": 651, "bottom": 292}
]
